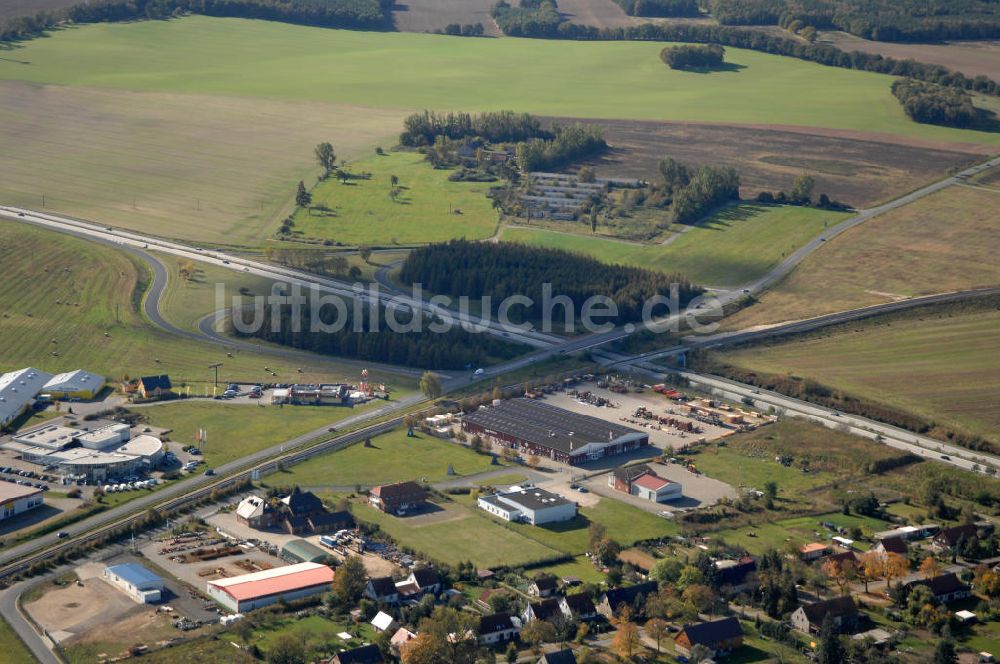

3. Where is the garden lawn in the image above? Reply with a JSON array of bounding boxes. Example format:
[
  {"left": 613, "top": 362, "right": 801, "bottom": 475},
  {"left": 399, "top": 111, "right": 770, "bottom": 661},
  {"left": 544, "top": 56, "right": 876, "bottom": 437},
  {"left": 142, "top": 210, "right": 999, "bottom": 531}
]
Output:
[
  {"left": 293, "top": 152, "right": 498, "bottom": 245},
  {"left": 354, "top": 502, "right": 564, "bottom": 568},
  {"left": 275, "top": 428, "right": 501, "bottom": 487},
  {"left": 501, "top": 204, "right": 849, "bottom": 287}
]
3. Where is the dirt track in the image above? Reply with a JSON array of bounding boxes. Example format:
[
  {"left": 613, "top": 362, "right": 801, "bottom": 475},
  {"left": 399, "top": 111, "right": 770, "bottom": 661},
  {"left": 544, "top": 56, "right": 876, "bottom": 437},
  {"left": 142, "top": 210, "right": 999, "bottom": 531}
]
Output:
[{"left": 546, "top": 117, "right": 984, "bottom": 207}]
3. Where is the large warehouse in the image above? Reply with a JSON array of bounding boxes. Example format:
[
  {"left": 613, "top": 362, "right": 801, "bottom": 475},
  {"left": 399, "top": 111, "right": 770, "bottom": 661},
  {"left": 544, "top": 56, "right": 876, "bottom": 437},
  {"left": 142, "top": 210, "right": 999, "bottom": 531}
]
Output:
[
  {"left": 42, "top": 370, "right": 106, "bottom": 400},
  {"left": 206, "top": 562, "right": 334, "bottom": 613},
  {"left": 462, "top": 399, "right": 649, "bottom": 465},
  {"left": 0, "top": 483, "right": 44, "bottom": 521},
  {"left": 0, "top": 367, "right": 52, "bottom": 428},
  {"left": 478, "top": 486, "right": 577, "bottom": 525},
  {"left": 103, "top": 563, "right": 164, "bottom": 604}
]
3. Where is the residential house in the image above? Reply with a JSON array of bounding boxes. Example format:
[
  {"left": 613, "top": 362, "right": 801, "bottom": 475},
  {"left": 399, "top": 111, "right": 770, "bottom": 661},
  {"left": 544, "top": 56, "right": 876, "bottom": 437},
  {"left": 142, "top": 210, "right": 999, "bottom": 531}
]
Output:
[
  {"left": 902, "top": 573, "right": 971, "bottom": 604},
  {"left": 369, "top": 481, "right": 427, "bottom": 516},
  {"left": 800, "top": 542, "right": 830, "bottom": 561},
  {"left": 371, "top": 611, "right": 397, "bottom": 633},
  {"left": 596, "top": 581, "right": 658, "bottom": 619},
  {"left": 791, "top": 596, "right": 860, "bottom": 635},
  {"left": 477, "top": 587, "right": 511, "bottom": 612},
  {"left": 138, "top": 375, "right": 172, "bottom": 400},
  {"left": 715, "top": 557, "right": 757, "bottom": 595},
  {"left": 674, "top": 617, "right": 744, "bottom": 658},
  {"left": 873, "top": 536, "right": 908, "bottom": 557},
  {"left": 477, "top": 613, "right": 520, "bottom": 645},
  {"left": 235, "top": 495, "right": 279, "bottom": 529},
  {"left": 389, "top": 627, "right": 416, "bottom": 656},
  {"left": 559, "top": 593, "right": 597, "bottom": 622},
  {"left": 405, "top": 567, "right": 441, "bottom": 595},
  {"left": 823, "top": 551, "right": 859, "bottom": 568},
  {"left": 523, "top": 598, "right": 563, "bottom": 623},
  {"left": 365, "top": 577, "right": 400, "bottom": 605},
  {"left": 281, "top": 488, "right": 331, "bottom": 534},
  {"left": 538, "top": 650, "right": 577, "bottom": 664},
  {"left": 328, "top": 644, "right": 384, "bottom": 664},
  {"left": 528, "top": 576, "right": 558, "bottom": 597},
  {"left": 932, "top": 523, "right": 994, "bottom": 552}
]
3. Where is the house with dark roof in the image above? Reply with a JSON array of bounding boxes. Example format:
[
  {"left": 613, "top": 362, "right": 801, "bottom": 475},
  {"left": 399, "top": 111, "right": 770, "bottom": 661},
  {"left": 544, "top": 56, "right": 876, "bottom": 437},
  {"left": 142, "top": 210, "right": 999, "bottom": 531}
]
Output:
[
  {"left": 528, "top": 576, "right": 558, "bottom": 597},
  {"left": 609, "top": 465, "right": 651, "bottom": 493},
  {"left": 715, "top": 557, "right": 757, "bottom": 595},
  {"left": 902, "top": 573, "right": 971, "bottom": 604},
  {"left": 477, "top": 612, "right": 520, "bottom": 645},
  {"left": 823, "top": 550, "right": 859, "bottom": 568},
  {"left": 407, "top": 567, "right": 441, "bottom": 594},
  {"left": 369, "top": 481, "right": 427, "bottom": 516},
  {"left": 596, "top": 581, "right": 658, "bottom": 619},
  {"left": 873, "top": 536, "right": 908, "bottom": 556},
  {"left": 791, "top": 596, "right": 859, "bottom": 634},
  {"left": 364, "top": 576, "right": 399, "bottom": 604},
  {"left": 308, "top": 510, "right": 353, "bottom": 534},
  {"left": 523, "top": 598, "right": 563, "bottom": 623},
  {"left": 328, "top": 643, "right": 384, "bottom": 664},
  {"left": 283, "top": 488, "right": 325, "bottom": 516},
  {"left": 674, "top": 617, "right": 744, "bottom": 658},
  {"left": 138, "top": 375, "right": 172, "bottom": 400},
  {"left": 932, "top": 523, "right": 994, "bottom": 552},
  {"left": 538, "top": 650, "right": 577, "bottom": 664},
  {"left": 559, "top": 593, "right": 597, "bottom": 621}
]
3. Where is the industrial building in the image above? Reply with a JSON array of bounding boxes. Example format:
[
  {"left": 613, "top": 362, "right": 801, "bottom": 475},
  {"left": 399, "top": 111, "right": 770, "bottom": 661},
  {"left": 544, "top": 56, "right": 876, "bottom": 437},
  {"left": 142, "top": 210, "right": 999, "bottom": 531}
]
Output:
[
  {"left": 42, "top": 370, "right": 106, "bottom": 400},
  {"left": 461, "top": 399, "right": 649, "bottom": 465},
  {"left": 0, "top": 368, "right": 52, "bottom": 428},
  {"left": 206, "top": 562, "right": 334, "bottom": 613},
  {"left": 103, "top": 563, "right": 164, "bottom": 604},
  {"left": 0, "top": 482, "right": 44, "bottom": 521},
  {"left": 281, "top": 539, "right": 330, "bottom": 564},
  {"left": 477, "top": 486, "right": 577, "bottom": 525},
  {"left": 609, "top": 464, "right": 682, "bottom": 502}
]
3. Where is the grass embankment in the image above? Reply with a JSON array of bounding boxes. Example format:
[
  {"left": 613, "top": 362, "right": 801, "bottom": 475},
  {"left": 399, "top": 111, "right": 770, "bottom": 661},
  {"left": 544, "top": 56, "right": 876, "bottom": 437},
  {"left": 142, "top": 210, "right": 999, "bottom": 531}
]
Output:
[
  {"left": 711, "top": 299, "right": 1000, "bottom": 445},
  {"left": 725, "top": 185, "right": 1000, "bottom": 327},
  {"left": 293, "top": 152, "right": 498, "bottom": 245},
  {"left": 0, "top": 617, "right": 36, "bottom": 664},
  {"left": 502, "top": 204, "right": 849, "bottom": 286},
  {"left": 0, "top": 221, "right": 419, "bottom": 388}
]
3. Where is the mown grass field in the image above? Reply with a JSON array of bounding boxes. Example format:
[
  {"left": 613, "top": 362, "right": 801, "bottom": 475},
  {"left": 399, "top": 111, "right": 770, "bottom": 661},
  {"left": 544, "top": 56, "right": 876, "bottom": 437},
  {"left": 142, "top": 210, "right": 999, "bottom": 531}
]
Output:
[
  {"left": 725, "top": 185, "right": 1000, "bottom": 327},
  {"left": 273, "top": 428, "right": 500, "bottom": 487},
  {"left": 502, "top": 204, "right": 848, "bottom": 286},
  {"left": 4, "top": 17, "right": 996, "bottom": 147},
  {"left": 0, "top": 220, "right": 419, "bottom": 387},
  {"left": 293, "top": 152, "right": 498, "bottom": 245},
  {"left": 716, "top": 304, "right": 1000, "bottom": 443},
  {"left": 0, "top": 616, "right": 36, "bottom": 664}
]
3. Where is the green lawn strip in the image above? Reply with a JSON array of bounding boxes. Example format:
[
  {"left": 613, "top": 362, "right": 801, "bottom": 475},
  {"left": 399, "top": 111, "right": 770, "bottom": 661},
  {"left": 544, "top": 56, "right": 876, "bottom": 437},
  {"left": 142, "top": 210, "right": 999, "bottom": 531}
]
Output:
[
  {"left": 0, "top": 616, "right": 37, "bottom": 664},
  {"left": 501, "top": 204, "right": 849, "bottom": 287},
  {"left": 273, "top": 428, "right": 501, "bottom": 487},
  {"left": 293, "top": 152, "right": 498, "bottom": 245},
  {"left": 4, "top": 17, "right": 998, "bottom": 147},
  {"left": 529, "top": 555, "right": 607, "bottom": 584},
  {"left": 353, "top": 502, "right": 564, "bottom": 568}
]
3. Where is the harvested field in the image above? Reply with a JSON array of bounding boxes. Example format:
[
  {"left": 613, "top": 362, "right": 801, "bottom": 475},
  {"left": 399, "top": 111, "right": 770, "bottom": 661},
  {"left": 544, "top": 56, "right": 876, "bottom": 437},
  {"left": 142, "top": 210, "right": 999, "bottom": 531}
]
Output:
[
  {"left": 819, "top": 31, "right": 1000, "bottom": 82},
  {"left": 0, "top": 0, "right": 77, "bottom": 20},
  {"left": 557, "top": 0, "right": 635, "bottom": 29},
  {"left": 724, "top": 185, "right": 1000, "bottom": 328},
  {"left": 0, "top": 81, "right": 405, "bottom": 246},
  {"left": 392, "top": 0, "right": 501, "bottom": 35},
  {"left": 552, "top": 117, "right": 982, "bottom": 207}
]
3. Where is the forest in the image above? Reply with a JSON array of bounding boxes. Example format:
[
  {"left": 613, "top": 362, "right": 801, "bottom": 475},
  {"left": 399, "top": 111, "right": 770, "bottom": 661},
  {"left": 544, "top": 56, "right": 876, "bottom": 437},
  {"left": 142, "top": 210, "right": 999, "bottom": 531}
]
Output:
[
  {"left": 613, "top": 0, "right": 699, "bottom": 18},
  {"left": 0, "top": 0, "right": 391, "bottom": 41},
  {"left": 398, "top": 240, "right": 703, "bottom": 325},
  {"left": 892, "top": 79, "right": 979, "bottom": 128},
  {"left": 514, "top": 124, "right": 608, "bottom": 172},
  {"left": 707, "top": 0, "right": 1000, "bottom": 42},
  {"left": 660, "top": 44, "right": 726, "bottom": 69},
  {"left": 234, "top": 301, "right": 529, "bottom": 370},
  {"left": 398, "top": 110, "right": 551, "bottom": 147},
  {"left": 490, "top": 0, "right": 562, "bottom": 37}
]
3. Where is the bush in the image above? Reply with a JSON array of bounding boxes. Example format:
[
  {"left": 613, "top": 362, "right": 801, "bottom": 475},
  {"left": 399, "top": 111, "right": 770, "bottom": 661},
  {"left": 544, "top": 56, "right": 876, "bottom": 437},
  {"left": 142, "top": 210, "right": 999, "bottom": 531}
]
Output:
[{"left": 660, "top": 44, "right": 725, "bottom": 69}]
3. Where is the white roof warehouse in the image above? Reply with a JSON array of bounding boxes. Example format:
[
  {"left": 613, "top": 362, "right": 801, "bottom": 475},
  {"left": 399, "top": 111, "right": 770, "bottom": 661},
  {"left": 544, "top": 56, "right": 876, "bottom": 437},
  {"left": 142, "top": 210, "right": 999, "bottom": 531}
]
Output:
[{"left": 0, "top": 368, "right": 52, "bottom": 427}]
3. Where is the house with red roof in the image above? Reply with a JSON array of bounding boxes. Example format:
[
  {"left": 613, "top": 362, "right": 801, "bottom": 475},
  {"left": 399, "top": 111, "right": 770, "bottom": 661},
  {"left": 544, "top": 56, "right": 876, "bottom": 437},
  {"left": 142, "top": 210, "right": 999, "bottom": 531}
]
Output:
[
  {"left": 609, "top": 465, "right": 681, "bottom": 503},
  {"left": 206, "top": 562, "right": 334, "bottom": 612}
]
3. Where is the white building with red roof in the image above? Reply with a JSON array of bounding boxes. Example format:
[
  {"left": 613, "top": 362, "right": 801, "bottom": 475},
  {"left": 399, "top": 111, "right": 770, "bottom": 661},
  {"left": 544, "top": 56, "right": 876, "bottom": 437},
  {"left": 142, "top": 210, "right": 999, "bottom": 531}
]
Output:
[
  {"left": 206, "top": 562, "right": 334, "bottom": 612},
  {"left": 631, "top": 471, "right": 682, "bottom": 502}
]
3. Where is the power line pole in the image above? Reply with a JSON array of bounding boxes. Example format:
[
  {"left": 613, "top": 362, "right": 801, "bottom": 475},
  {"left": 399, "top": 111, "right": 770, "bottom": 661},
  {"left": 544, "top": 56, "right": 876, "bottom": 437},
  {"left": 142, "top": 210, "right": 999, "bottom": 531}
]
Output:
[{"left": 209, "top": 362, "right": 222, "bottom": 387}]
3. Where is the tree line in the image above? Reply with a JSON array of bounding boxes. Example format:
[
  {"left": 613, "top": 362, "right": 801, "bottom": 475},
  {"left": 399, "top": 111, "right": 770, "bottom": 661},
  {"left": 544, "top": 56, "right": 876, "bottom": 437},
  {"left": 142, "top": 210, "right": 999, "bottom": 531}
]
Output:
[
  {"left": 398, "top": 239, "right": 703, "bottom": 324},
  {"left": 0, "top": 0, "right": 390, "bottom": 42},
  {"left": 707, "top": 0, "right": 1000, "bottom": 43},
  {"left": 489, "top": 18, "right": 1000, "bottom": 96},
  {"left": 490, "top": 0, "right": 562, "bottom": 37},
  {"left": 652, "top": 157, "right": 741, "bottom": 224},
  {"left": 660, "top": 44, "right": 726, "bottom": 69},
  {"left": 515, "top": 123, "right": 607, "bottom": 172},
  {"left": 232, "top": 301, "right": 529, "bottom": 370},
  {"left": 613, "top": 0, "right": 699, "bottom": 18},
  {"left": 441, "top": 22, "right": 485, "bottom": 36},
  {"left": 398, "top": 110, "right": 551, "bottom": 147},
  {"left": 892, "top": 79, "right": 979, "bottom": 128}
]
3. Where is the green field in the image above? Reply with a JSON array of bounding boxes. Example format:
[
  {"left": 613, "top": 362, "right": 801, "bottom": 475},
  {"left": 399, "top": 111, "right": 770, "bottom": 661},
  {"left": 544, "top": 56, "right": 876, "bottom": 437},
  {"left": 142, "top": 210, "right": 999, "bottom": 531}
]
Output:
[
  {"left": 293, "top": 152, "right": 498, "bottom": 245},
  {"left": 3, "top": 17, "right": 997, "bottom": 147},
  {"left": 0, "top": 220, "right": 419, "bottom": 388},
  {"left": 717, "top": 304, "right": 1000, "bottom": 443},
  {"left": 502, "top": 204, "right": 849, "bottom": 286},
  {"left": 710, "top": 512, "right": 889, "bottom": 554},
  {"left": 274, "top": 428, "right": 500, "bottom": 487},
  {"left": 0, "top": 617, "right": 36, "bottom": 664},
  {"left": 726, "top": 185, "right": 1000, "bottom": 328}
]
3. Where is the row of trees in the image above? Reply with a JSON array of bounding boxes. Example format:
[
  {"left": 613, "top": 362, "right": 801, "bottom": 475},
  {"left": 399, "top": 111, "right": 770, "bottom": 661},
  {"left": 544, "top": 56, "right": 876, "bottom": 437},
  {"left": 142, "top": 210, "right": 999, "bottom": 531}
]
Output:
[
  {"left": 669, "top": 163, "right": 741, "bottom": 224},
  {"left": 398, "top": 110, "right": 550, "bottom": 147},
  {"left": 613, "top": 0, "right": 699, "bottom": 18},
  {"left": 707, "top": 0, "right": 1000, "bottom": 43},
  {"left": 490, "top": 0, "right": 562, "bottom": 37},
  {"left": 514, "top": 123, "right": 608, "bottom": 172},
  {"left": 892, "top": 79, "right": 980, "bottom": 128},
  {"left": 489, "top": 19, "right": 1000, "bottom": 96},
  {"left": 755, "top": 173, "right": 850, "bottom": 209},
  {"left": 233, "top": 301, "right": 529, "bottom": 369},
  {"left": 441, "top": 22, "right": 485, "bottom": 36},
  {"left": 660, "top": 43, "right": 726, "bottom": 69},
  {"left": 0, "top": 0, "right": 391, "bottom": 42},
  {"left": 399, "top": 239, "right": 703, "bottom": 325}
]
